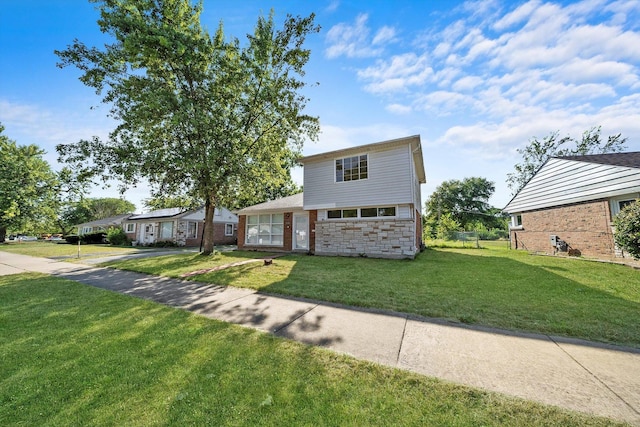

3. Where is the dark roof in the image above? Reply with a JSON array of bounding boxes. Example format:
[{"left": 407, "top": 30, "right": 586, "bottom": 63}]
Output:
[
  {"left": 557, "top": 151, "right": 640, "bottom": 169},
  {"left": 76, "top": 214, "right": 132, "bottom": 228},
  {"left": 129, "top": 207, "right": 188, "bottom": 220}
]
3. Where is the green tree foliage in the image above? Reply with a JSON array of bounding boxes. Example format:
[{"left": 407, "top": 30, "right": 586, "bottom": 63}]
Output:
[
  {"left": 507, "top": 126, "right": 627, "bottom": 195},
  {"left": 55, "top": 0, "right": 320, "bottom": 254},
  {"left": 425, "top": 177, "right": 496, "bottom": 231},
  {"left": 613, "top": 200, "right": 640, "bottom": 259},
  {"left": 0, "top": 124, "right": 59, "bottom": 241},
  {"left": 144, "top": 195, "right": 200, "bottom": 211},
  {"left": 57, "top": 197, "right": 135, "bottom": 235},
  {"left": 435, "top": 213, "right": 460, "bottom": 240},
  {"left": 89, "top": 197, "right": 136, "bottom": 219}
]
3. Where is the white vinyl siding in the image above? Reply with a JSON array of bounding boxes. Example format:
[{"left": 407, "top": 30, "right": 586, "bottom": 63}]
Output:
[
  {"left": 505, "top": 159, "right": 640, "bottom": 213},
  {"left": 304, "top": 145, "right": 414, "bottom": 209}
]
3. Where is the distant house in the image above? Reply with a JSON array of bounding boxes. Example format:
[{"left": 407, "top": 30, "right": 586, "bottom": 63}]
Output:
[
  {"left": 503, "top": 152, "right": 640, "bottom": 259},
  {"left": 123, "top": 206, "right": 238, "bottom": 247},
  {"left": 77, "top": 214, "right": 133, "bottom": 235},
  {"left": 237, "top": 135, "right": 426, "bottom": 259}
]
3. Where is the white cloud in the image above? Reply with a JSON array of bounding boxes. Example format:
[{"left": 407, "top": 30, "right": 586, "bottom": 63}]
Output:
[
  {"left": 325, "top": 14, "right": 396, "bottom": 59},
  {"left": 386, "top": 103, "right": 412, "bottom": 114},
  {"left": 372, "top": 26, "right": 397, "bottom": 45},
  {"left": 358, "top": 53, "right": 433, "bottom": 93},
  {"left": 324, "top": 0, "right": 640, "bottom": 173}
]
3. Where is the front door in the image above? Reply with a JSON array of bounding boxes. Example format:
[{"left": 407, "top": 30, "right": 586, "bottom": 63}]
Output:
[
  {"left": 143, "top": 223, "right": 155, "bottom": 244},
  {"left": 293, "top": 214, "right": 309, "bottom": 250}
]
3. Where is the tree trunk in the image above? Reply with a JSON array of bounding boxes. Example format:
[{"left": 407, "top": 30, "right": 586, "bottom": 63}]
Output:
[
  {"left": 0, "top": 226, "right": 6, "bottom": 243},
  {"left": 202, "top": 193, "right": 216, "bottom": 255}
]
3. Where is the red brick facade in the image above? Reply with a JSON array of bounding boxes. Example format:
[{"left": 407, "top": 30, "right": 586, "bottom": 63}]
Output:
[{"left": 510, "top": 199, "right": 616, "bottom": 258}]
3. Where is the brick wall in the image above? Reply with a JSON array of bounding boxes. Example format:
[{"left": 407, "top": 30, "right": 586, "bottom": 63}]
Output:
[
  {"left": 510, "top": 199, "right": 617, "bottom": 258},
  {"left": 315, "top": 218, "right": 417, "bottom": 259}
]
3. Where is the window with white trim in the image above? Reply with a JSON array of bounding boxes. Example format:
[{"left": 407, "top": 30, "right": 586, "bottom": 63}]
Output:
[
  {"left": 511, "top": 214, "right": 523, "bottom": 228},
  {"left": 125, "top": 223, "right": 135, "bottom": 233},
  {"left": 245, "top": 214, "right": 284, "bottom": 246},
  {"left": 225, "top": 223, "right": 234, "bottom": 236},
  {"left": 81, "top": 226, "right": 92, "bottom": 234},
  {"left": 159, "top": 221, "right": 174, "bottom": 239},
  {"left": 327, "top": 206, "right": 396, "bottom": 219},
  {"left": 186, "top": 221, "right": 197, "bottom": 239},
  {"left": 336, "top": 154, "right": 368, "bottom": 182}
]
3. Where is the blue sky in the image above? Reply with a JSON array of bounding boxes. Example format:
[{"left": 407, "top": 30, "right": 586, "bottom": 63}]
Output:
[{"left": 2, "top": 0, "right": 640, "bottom": 212}]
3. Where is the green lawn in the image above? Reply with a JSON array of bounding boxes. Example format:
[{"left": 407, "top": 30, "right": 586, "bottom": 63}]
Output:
[
  {"left": 0, "top": 241, "right": 141, "bottom": 258},
  {"left": 101, "top": 243, "right": 640, "bottom": 348},
  {"left": 0, "top": 273, "right": 623, "bottom": 426}
]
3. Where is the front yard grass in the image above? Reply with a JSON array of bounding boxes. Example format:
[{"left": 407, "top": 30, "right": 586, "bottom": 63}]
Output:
[
  {"left": 102, "top": 243, "right": 640, "bottom": 348},
  {"left": 0, "top": 273, "right": 624, "bottom": 426},
  {"left": 0, "top": 241, "right": 141, "bottom": 258}
]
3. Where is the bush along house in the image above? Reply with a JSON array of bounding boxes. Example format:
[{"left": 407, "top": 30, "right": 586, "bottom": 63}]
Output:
[
  {"left": 504, "top": 152, "right": 640, "bottom": 259},
  {"left": 123, "top": 206, "right": 238, "bottom": 247},
  {"left": 237, "top": 135, "right": 426, "bottom": 259}
]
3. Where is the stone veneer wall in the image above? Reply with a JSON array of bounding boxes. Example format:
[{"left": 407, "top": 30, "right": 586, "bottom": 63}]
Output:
[
  {"left": 314, "top": 218, "right": 417, "bottom": 259},
  {"left": 510, "top": 199, "right": 620, "bottom": 258}
]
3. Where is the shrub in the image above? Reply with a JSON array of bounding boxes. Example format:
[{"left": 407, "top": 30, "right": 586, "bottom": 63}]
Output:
[
  {"left": 81, "top": 232, "right": 107, "bottom": 244},
  {"left": 106, "top": 227, "right": 129, "bottom": 246},
  {"left": 613, "top": 200, "right": 640, "bottom": 259},
  {"left": 436, "top": 213, "right": 460, "bottom": 240},
  {"left": 65, "top": 235, "right": 80, "bottom": 244}
]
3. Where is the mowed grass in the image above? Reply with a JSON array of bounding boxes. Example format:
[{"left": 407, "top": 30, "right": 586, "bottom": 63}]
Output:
[
  {"left": 0, "top": 273, "right": 624, "bottom": 426},
  {"left": 102, "top": 243, "right": 640, "bottom": 348},
  {"left": 0, "top": 241, "right": 141, "bottom": 258}
]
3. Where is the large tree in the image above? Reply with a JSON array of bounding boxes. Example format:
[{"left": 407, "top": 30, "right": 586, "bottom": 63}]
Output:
[
  {"left": 425, "top": 177, "right": 496, "bottom": 231},
  {"left": 507, "top": 126, "right": 627, "bottom": 194},
  {"left": 0, "top": 124, "right": 59, "bottom": 241},
  {"left": 55, "top": 0, "right": 320, "bottom": 254}
]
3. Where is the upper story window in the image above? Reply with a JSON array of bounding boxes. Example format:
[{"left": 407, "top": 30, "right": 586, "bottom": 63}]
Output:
[{"left": 336, "top": 154, "right": 368, "bottom": 182}]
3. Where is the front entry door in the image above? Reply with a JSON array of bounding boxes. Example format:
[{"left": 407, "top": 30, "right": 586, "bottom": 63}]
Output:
[
  {"left": 143, "top": 223, "right": 155, "bottom": 244},
  {"left": 293, "top": 214, "right": 309, "bottom": 250}
]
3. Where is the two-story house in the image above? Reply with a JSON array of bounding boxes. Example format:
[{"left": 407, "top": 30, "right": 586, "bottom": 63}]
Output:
[{"left": 237, "top": 135, "right": 426, "bottom": 259}]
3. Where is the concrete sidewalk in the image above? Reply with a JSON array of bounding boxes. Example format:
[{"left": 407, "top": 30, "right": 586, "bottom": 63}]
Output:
[{"left": 1, "top": 251, "right": 639, "bottom": 425}]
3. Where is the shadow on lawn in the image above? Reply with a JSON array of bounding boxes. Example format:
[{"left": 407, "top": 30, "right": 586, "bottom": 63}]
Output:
[
  {"left": 253, "top": 249, "right": 640, "bottom": 350},
  {"left": 54, "top": 266, "right": 342, "bottom": 348},
  {"left": 0, "top": 275, "right": 343, "bottom": 426}
]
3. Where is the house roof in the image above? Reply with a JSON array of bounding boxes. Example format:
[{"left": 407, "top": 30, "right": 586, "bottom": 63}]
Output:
[
  {"left": 558, "top": 151, "right": 640, "bottom": 168},
  {"left": 236, "top": 193, "right": 304, "bottom": 214},
  {"left": 76, "top": 213, "right": 132, "bottom": 228},
  {"left": 128, "top": 207, "right": 190, "bottom": 220},
  {"left": 299, "top": 135, "right": 426, "bottom": 183},
  {"left": 504, "top": 152, "right": 640, "bottom": 213}
]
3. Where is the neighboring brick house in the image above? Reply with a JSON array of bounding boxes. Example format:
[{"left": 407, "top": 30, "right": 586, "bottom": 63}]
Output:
[
  {"left": 237, "top": 135, "right": 426, "bottom": 259},
  {"left": 504, "top": 152, "right": 640, "bottom": 259},
  {"left": 123, "top": 206, "right": 238, "bottom": 247},
  {"left": 77, "top": 214, "right": 133, "bottom": 235}
]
